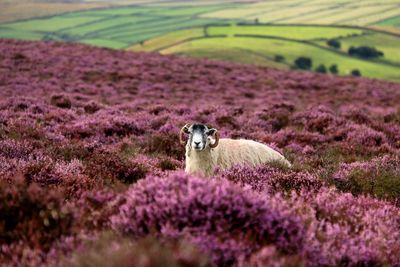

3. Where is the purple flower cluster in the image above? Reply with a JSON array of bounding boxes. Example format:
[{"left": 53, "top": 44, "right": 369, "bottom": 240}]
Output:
[
  {"left": 293, "top": 188, "right": 400, "bottom": 266},
  {"left": 332, "top": 155, "right": 400, "bottom": 204},
  {"left": 1, "top": 39, "right": 400, "bottom": 266},
  {"left": 111, "top": 172, "right": 305, "bottom": 265},
  {"left": 220, "top": 165, "right": 322, "bottom": 193}
]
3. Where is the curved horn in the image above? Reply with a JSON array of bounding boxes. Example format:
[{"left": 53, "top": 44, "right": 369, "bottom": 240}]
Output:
[
  {"left": 179, "top": 124, "right": 190, "bottom": 146},
  {"left": 209, "top": 131, "right": 219, "bottom": 148}
]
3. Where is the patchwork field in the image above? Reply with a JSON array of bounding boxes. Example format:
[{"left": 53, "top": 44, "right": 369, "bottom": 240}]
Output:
[
  {"left": 0, "top": 0, "right": 399, "bottom": 81},
  {"left": 0, "top": 4, "right": 233, "bottom": 49},
  {"left": 201, "top": 0, "right": 400, "bottom": 27}
]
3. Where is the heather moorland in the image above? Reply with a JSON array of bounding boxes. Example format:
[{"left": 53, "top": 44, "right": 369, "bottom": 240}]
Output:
[{"left": 1, "top": 39, "right": 400, "bottom": 266}]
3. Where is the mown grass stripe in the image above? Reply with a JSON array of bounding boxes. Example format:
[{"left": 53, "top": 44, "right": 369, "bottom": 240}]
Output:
[
  {"left": 101, "top": 17, "right": 193, "bottom": 39},
  {"left": 61, "top": 15, "right": 158, "bottom": 37},
  {"left": 84, "top": 16, "right": 173, "bottom": 39},
  {"left": 112, "top": 18, "right": 221, "bottom": 44},
  {"left": 336, "top": 6, "right": 398, "bottom": 25}
]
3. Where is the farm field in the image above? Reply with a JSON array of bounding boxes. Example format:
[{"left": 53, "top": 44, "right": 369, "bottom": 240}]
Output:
[
  {"left": 201, "top": 0, "right": 400, "bottom": 27},
  {"left": 0, "top": 0, "right": 250, "bottom": 23},
  {"left": 0, "top": 4, "right": 233, "bottom": 49},
  {"left": 2, "top": 0, "right": 400, "bottom": 47},
  {"left": 2, "top": 38, "right": 400, "bottom": 266},
  {"left": 133, "top": 24, "right": 400, "bottom": 81}
]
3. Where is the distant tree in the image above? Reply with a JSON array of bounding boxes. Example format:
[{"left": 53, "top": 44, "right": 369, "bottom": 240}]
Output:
[
  {"left": 327, "top": 39, "right": 341, "bottom": 49},
  {"left": 315, "top": 64, "right": 327, "bottom": 73},
  {"left": 274, "top": 55, "right": 285, "bottom": 62},
  {"left": 351, "top": 69, "right": 362, "bottom": 77},
  {"left": 294, "top": 57, "right": 312, "bottom": 70},
  {"left": 255, "top": 18, "right": 259, "bottom": 24},
  {"left": 348, "top": 46, "right": 384, "bottom": 59},
  {"left": 329, "top": 64, "right": 338, "bottom": 74}
]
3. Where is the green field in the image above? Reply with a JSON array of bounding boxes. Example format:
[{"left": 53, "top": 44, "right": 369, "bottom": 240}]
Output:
[
  {"left": 0, "top": 0, "right": 400, "bottom": 81},
  {"left": 131, "top": 24, "right": 400, "bottom": 81},
  {"left": 378, "top": 15, "right": 400, "bottom": 27}
]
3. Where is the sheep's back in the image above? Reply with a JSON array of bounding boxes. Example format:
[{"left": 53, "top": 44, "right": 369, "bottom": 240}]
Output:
[{"left": 214, "top": 139, "right": 287, "bottom": 169}]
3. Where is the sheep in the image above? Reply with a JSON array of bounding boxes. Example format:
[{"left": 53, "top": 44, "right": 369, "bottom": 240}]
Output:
[{"left": 179, "top": 123, "right": 291, "bottom": 177}]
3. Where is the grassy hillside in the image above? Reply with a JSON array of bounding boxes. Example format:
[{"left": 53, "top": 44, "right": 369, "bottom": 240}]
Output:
[{"left": 132, "top": 24, "right": 400, "bottom": 81}]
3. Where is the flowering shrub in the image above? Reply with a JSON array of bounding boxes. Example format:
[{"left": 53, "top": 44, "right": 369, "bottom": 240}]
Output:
[
  {"left": 345, "top": 124, "right": 387, "bottom": 147},
  {"left": 1, "top": 39, "right": 400, "bottom": 266},
  {"left": 111, "top": 172, "right": 305, "bottom": 265},
  {"left": 220, "top": 165, "right": 323, "bottom": 193},
  {"left": 0, "top": 176, "right": 74, "bottom": 256},
  {"left": 292, "top": 188, "right": 400, "bottom": 266},
  {"left": 83, "top": 150, "right": 148, "bottom": 185},
  {"left": 333, "top": 155, "right": 400, "bottom": 203}
]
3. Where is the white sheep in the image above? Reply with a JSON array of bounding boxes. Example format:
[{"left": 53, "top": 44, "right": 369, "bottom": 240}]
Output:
[{"left": 180, "top": 123, "right": 291, "bottom": 177}]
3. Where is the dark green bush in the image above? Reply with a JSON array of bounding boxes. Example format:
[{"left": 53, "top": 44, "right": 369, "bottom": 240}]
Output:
[
  {"left": 351, "top": 69, "right": 361, "bottom": 77},
  {"left": 274, "top": 55, "right": 285, "bottom": 62},
  {"left": 315, "top": 64, "right": 327, "bottom": 73},
  {"left": 294, "top": 57, "right": 312, "bottom": 70},
  {"left": 329, "top": 64, "right": 338, "bottom": 74},
  {"left": 348, "top": 46, "right": 384, "bottom": 59},
  {"left": 327, "top": 39, "right": 341, "bottom": 49}
]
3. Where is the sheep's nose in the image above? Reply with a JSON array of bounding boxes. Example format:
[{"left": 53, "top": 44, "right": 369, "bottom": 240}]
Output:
[{"left": 194, "top": 141, "right": 201, "bottom": 146}]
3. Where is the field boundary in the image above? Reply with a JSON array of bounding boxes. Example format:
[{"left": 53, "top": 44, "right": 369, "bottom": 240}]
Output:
[
  {"left": 155, "top": 34, "right": 227, "bottom": 52},
  {"left": 235, "top": 22, "right": 400, "bottom": 38}
]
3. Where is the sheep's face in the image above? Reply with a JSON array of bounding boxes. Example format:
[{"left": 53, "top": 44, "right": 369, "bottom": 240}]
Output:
[{"left": 184, "top": 124, "right": 217, "bottom": 151}]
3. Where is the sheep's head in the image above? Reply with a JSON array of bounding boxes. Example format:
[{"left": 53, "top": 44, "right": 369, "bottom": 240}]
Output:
[{"left": 180, "top": 123, "right": 219, "bottom": 150}]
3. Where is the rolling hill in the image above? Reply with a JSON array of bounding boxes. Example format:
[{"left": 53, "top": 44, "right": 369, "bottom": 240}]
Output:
[{"left": 0, "top": 0, "right": 399, "bottom": 81}]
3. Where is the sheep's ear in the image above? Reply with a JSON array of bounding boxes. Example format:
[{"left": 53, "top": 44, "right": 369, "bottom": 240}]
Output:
[{"left": 207, "top": 128, "right": 217, "bottom": 136}]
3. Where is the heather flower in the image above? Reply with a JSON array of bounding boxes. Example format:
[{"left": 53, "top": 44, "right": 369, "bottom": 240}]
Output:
[
  {"left": 332, "top": 155, "right": 400, "bottom": 203},
  {"left": 293, "top": 105, "right": 344, "bottom": 134},
  {"left": 0, "top": 176, "right": 74, "bottom": 253},
  {"left": 295, "top": 188, "right": 400, "bottom": 266},
  {"left": 220, "top": 165, "right": 322, "bottom": 193},
  {"left": 111, "top": 172, "right": 305, "bottom": 265},
  {"left": 345, "top": 124, "right": 387, "bottom": 147}
]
